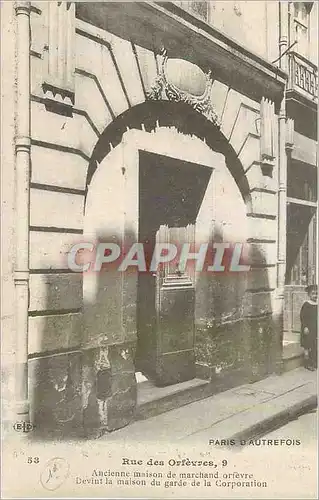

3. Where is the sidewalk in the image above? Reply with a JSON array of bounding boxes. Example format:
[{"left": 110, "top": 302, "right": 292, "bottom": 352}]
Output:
[{"left": 100, "top": 367, "right": 317, "bottom": 444}]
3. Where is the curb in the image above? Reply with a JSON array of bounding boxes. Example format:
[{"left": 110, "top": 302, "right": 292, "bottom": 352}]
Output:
[{"left": 229, "top": 394, "right": 317, "bottom": 442}]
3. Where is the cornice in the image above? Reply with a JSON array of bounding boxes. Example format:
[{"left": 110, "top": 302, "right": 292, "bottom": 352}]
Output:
[{"left": 77, "top": 1, "right": 287, "bottom": 106}]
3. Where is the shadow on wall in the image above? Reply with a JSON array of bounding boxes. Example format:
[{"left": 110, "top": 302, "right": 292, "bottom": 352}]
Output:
[
  {"left": 28, "top": 247, "right": 83, "bottom": 441},
  {"left": 81, "top": 229, "right": 138, "bottom": 437},
  {"left": 27, "top": 102, "right": 276, "bottom": 439},
  {"left": 27, "top": 230, "right": 276, "bottom": 441},
  {"left": 195, "top": 239, "right": 275, "bottom": 387},
  {"left": 28, "top": 227, "right": 139, "bottom": 440}
]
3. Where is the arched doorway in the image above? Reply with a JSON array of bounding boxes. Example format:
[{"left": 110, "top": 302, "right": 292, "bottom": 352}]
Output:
[{"left": 82, "top": 101, "right": 256, "bottom": 433}]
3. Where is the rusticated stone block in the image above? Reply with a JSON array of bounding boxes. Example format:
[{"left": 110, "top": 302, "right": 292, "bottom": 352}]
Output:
[
  {"left": 135, "top": 45, "right": 158, "bottom": 94},
  {"left": 28, "top": 312, "right": 82, "bottom": 355},
  {"left": 242, "top": 315, "right": 277, "bottom": 379},
  {"left": 29, "top": 351, "right": 82, "bottom": 438},
  {"left": 243, "top": 290, "right": 274, "bottom": 317},
  {"left": 238, "top": 134, "right": 260, "bottom": 171},
  {"left": 30, "top": 231, "right": 79, "bottom": 270},
  {"left": 106, "top": 385, "right": 137, "bottom": 431},
  {"left": 246, "top": 241, "right": 277, "bottom": 266},
  {"left": 230, "top": 105, "right": 259, "bottom": 154},
  {"left": 245, "top": 162, "right": 277, "bottom": 192},
  {"left": 29, "top": 273, "right": 83, "bottom": 312},
  {"left": 31, "top": 100, "right": 97, "bottom": 159},
  {"left": 247, "top": 216, "right": 277, "bottom": 242},
  {"left": 107, "top": 342, "right": 136, "bottom": 374},
  {"left": 221, "top": 89, "right": 242, "bottom": 139},
  {"left": 82, "top": 342, "right": 137, "bottom": 436},
  {"left": 195, "top": 319, "right": 249, "bottom": 377},
  {"left": 247, "top": 266, "right": 277, "bottom": 290},
  {"left": 250, "top": 190, "right": 277, "bottom": 217},
  {"left": 111, "top": 36, "right": 145, "bottom": 107},
  {"left": 30, "top": 188, "right": 84, "bottom": 230},
  {"left": 31, "top": 145, "right": 88, "bottom": 191},
  {"left": 121, "top": 273, "right": 138, "bottom": 342},
  {"left": 210, "top": 80, "right": 228, "bottom": 122},
  {"left": 111, "top": 372, "right": 136, "bottom": 393},
  {"left": 96, "top": 368, "right": 112, "bottom": 400},
  {"left": 195, "top": 314, "right": 277, "bottom": 385}
]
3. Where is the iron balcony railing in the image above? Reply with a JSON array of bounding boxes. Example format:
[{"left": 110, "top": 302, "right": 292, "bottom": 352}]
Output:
[{"left": 288, "top": 51, "right": 318, "bottom": 101}]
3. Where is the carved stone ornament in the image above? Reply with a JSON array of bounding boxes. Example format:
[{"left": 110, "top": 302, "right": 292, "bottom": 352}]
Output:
[
  {"left": 43, "top": 2, "right": 75, "bottom": 115},
  {"left": 260, "top": 97, "right": 275, "bottom": 176},
  {"left": 147, "top": 50, "right": 220, "bottom": 127}
]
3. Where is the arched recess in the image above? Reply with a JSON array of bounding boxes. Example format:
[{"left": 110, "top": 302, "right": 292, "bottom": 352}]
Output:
[
  {"left": 81, "top": 99, "right": 272, "bottom": 435},
  {"left": 85, "top": 100, "right": 252, "bottom": 211}
]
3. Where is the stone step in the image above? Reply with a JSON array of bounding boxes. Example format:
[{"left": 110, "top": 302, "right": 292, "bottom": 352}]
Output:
[
  {"left": 282, "top": 342, "right": 304, "bottom": 373},
  {"left": 135, "top": 377, "right": 214, "bottom": 421}
]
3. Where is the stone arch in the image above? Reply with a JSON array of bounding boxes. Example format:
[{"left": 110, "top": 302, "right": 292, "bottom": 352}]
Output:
[
  {"left": 83, "top": 120, "right": 251, "bottom": 326},
  {"left": 85, "top": 100, "right": 253, "bottom": 212},
  {"left": 80, "top": 98, "right": 275, "bottom": 435}
]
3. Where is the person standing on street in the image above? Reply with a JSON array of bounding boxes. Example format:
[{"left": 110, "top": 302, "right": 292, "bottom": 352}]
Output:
[{"left": 300, "top": 284, "right": 318, "bottom": 371}]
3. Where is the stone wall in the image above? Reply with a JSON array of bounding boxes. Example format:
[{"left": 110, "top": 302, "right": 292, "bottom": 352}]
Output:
[
  {"left": 2, "top": 1, "right": 283, "bottom": 435},
  {"left": 176, "top": 1, "right": 279, "bottom": 62}
]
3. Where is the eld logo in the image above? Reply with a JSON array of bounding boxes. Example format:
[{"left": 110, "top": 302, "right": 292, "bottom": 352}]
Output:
[{"left": 13, "top": 421, "right": 35, "bottom": 433}]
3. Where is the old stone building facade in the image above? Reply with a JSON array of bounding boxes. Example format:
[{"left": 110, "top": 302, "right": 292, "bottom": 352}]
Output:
[{"left": 1, "top": 1, "right": 317, "bottom": 437}]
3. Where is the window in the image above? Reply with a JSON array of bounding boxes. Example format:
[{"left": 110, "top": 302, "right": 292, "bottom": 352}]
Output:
[
  {"left": 287, "top": 162, "right": 317, "bottom": 202},
  {"left": 174, "top": 1, "right": 210, "bottom": 21},
  {"left": 286, "top": 205, "right": 316, "bottom": 285},
  {"left": 292, "top": 2, "right": 312, "bottom": 58},
  {"left": 286, "top": 161, "right": 317, "bottom": 286},
  {"left": 189, "top": 1, "right": 209, "bottom": 20}
]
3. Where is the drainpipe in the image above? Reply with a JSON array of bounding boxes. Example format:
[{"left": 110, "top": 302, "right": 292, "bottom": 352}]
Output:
[
  {"left": 278, "top": 1, "right": 288, "bottom": 292},
  {"left": 14, "top": 0, "right": 31, "bottom": 423},
  {"left": 277, "top": 97, "right": 287, "bottom": 301},
  {"left": 276, "top": 1, "right": 288, "bottom": 370},
  {"left": 279, "top": 1, "right": 289, "bottom": 71}
]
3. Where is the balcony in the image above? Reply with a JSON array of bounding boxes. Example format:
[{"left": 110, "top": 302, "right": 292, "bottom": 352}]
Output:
[{"left": 287, "top": 51, "right": 318, "bottom": 105}]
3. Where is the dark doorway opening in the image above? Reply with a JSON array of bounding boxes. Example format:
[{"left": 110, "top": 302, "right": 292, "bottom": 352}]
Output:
[{"left": 136, "top": 150, "right": 212, "bottom": 387}]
